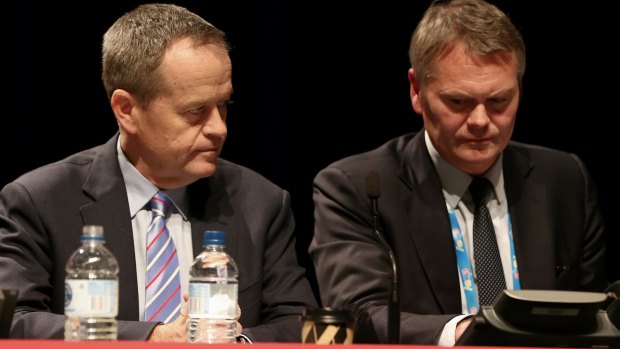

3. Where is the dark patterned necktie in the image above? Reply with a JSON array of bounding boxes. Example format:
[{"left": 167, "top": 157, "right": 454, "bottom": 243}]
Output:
[{"left": 469, "top": 177, "right": 506, "bottom": 306}]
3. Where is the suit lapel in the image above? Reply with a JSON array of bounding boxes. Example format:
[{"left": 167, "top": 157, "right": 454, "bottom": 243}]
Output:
[
  {"left": 503, "top": 145, "right": 555, "bottom": 289},
  {"left": 397, "top": 133, "right": 461, "bottom": 313},
  {"left": 78, "top": 135, "right": 140, "bottom": 320}
]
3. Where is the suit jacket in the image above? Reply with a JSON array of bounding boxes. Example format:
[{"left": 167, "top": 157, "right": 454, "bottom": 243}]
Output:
[
  {"left": 0, "top": 135, "right": 316, "bottom": 341},
  {"left": 309, "top": 131, "right": 606, "bottom": 344}
]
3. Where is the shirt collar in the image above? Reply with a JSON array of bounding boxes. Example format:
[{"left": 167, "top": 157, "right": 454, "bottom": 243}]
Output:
[
  {"left": 116, "top": 136, "right": 188, "bottom": 220},
  {"left": 424, "top": 130, "right": 506, "bottom": 209}
]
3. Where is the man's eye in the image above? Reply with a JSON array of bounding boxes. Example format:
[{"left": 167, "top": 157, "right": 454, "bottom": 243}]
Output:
[
  {"left": 218, "top": 100, "right": 234, "bottom": 109},
  {"left": 188, "top": 107, "right": 205, "bottom": 115},
  {"left": 448, "top": 98, "right": 468, "bottom": 106}
]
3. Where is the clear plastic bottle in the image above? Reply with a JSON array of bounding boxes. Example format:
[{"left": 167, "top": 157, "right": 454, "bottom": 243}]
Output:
[
  {"left": 64, "top": 225, "right": 119, "bottom": 340},
  {"left": 188, "top": 230, "right": 239, "bottom": 343}
]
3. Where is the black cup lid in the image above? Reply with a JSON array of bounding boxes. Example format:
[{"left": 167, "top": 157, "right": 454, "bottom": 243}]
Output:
[{"left": 302, "top": 307, "right": 353, "bottom": 324}]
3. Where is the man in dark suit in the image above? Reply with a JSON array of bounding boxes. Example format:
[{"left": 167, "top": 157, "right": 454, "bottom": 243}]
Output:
[
  {"left": 309, "top": 0, "right": 607, "bottom": 345},
  {"left": 0, "top": 3, "right": 316, "bottom": 342}
]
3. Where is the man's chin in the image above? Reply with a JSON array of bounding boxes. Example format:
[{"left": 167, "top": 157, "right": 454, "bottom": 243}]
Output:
[
  {"left": 472, "top": 159, "right": 499, "bottom": 175},
  {"left": 185, "top": 161, "right": 218, "bottom": 179},
  {"left": 196, "top": 166, "right": 218, "bottom": 179},
  {"left": 454, "top": 150, "right": 500, "bottom": 174}
]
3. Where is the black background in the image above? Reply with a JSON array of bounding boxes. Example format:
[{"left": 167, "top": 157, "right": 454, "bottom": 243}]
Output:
[{"left": 8, "top": 1, "right": 619, "bottom": 296}]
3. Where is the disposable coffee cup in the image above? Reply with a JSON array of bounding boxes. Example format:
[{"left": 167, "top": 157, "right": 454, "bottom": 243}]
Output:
[{"left": 301, "top": 307, "right": 354, "bottom": 344}]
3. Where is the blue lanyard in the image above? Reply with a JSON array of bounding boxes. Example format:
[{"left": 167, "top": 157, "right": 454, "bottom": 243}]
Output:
[{"left": 446, "top": 202, "right": 521, "bottom": 314}]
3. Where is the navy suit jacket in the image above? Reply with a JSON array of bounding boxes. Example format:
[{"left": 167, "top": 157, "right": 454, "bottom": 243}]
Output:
[
  {"left": 0, "top": 135, "right": 316, "bottom": 341},
  {"left": 310, "top": 131, "right": 607, "bottom": 344}
]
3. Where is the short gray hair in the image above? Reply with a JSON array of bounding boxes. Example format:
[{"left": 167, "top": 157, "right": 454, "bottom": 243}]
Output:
[
  {"left": 409, "top": 0, "right": 525, "bottom": 89},
  {"left": 102, "top": 3, "right": 229, "bottom": 106}
]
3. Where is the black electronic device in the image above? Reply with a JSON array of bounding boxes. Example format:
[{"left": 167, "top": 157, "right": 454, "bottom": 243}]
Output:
[{"left": 457, "top": 289, "right": 620, "bottom": 347}]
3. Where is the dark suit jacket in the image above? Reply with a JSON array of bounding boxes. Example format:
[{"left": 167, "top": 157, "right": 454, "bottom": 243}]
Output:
[
  {"left": 0, "top": 135, "right": 316, "bottom": 341},
  {"left": 309, "top": 131, "right": 606, "bottom": 344}
]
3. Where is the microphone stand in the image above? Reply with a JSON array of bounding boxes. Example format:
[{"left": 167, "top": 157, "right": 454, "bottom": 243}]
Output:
[{"left": 369, "top": 195, "right": 400, "bottom": 344}]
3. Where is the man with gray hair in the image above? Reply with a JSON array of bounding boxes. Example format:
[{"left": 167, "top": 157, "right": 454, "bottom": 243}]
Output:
[
  {"left": 0, "top": 3, "right": 316, "bottom": 342},
  {"left": 310, "top": 0, "right": 607, "bottom": 345}
]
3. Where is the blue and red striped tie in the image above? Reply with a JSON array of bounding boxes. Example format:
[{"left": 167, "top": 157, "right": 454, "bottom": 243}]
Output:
[{"left": 145, "top": 191, "right": 182, "bottom": 323}]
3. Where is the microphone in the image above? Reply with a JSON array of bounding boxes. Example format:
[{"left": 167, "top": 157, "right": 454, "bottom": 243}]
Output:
[{"left": 366, "top": 171, "right": 400, "bottom": 344}]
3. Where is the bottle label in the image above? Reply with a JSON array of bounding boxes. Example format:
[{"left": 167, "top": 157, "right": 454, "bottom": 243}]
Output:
[
  {"left": 188, "top": 282, "right": 238, "bottom": 319},
  {"left": 65, "top": 279, "right": 118, "bottom": 317}
]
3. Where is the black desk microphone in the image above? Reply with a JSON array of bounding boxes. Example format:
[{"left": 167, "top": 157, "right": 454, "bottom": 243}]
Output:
[{"left": 365, "top": 171, "right": 400, "bottom": 344}]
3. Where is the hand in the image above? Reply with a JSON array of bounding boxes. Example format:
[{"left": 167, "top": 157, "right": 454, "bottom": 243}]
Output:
[
  {"left": 455, "top": 317, "right": 473, "bottom": 342},
  {"left": 235, "top": 304, "right": 243, "bottom": 336},
  {"left": 201, "top": 254, "right": 229, "bottom": 268},
  {"left": 147, "top": 293, "right": 190, "bottom": 342}
]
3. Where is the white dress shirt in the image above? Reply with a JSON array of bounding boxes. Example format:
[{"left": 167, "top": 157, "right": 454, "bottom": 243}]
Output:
[
  {"left": 424, "top": 132, "right": 514, "bottom": 346},
  {"left": 116, "top": 138, "right": 194, "bottom": 321}
]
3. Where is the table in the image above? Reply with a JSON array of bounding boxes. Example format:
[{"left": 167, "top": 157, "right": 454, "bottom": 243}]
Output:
[{"left": 0, "top": 340, "right": 559, "bottom": 349}]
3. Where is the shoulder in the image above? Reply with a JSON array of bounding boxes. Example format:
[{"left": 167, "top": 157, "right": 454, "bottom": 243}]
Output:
[
  {"left": 320, "top": 133, "right": 417, "bottom": 178},
  {"left": 506, "top": 141, "right": 586, "bottom": 172},
  {"left": 0, "top": 144, "right": 106, "bottom": 216},
  {"left": 8, "top": 145, "right": 102, "bottom": 192},
  {"left": 505, "top": 141, "right": 592, "bottom": 190},
  {"left": 213, "top": 158, "right": 286, "bottom": 199},
  {"left": 205, "top": 158, "right": 293, "bottom": 219},
  {"left": 312, "top": 133, "right": 420, "bottom": 202}
]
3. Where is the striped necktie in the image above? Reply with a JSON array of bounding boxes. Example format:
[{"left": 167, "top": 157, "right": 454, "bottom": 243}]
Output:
[{"left": 145, "top": 191, "right": 182, "bottom": 323}]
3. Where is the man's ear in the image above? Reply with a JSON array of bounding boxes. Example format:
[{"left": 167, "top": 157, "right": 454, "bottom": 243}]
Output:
[
  {"left": 111, "top": 89, "right": 139, "bottom": 134},
  {"left": 408, "top": 68, "right": 424, "bottom": 115}
]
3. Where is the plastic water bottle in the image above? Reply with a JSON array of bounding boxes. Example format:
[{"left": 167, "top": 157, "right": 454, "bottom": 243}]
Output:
[
  {"left": 64, "top": 225, "right": 119, "bottom": 340},
  {"left": 188, "top": 230, "right": 239, "bottom": 343}
]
